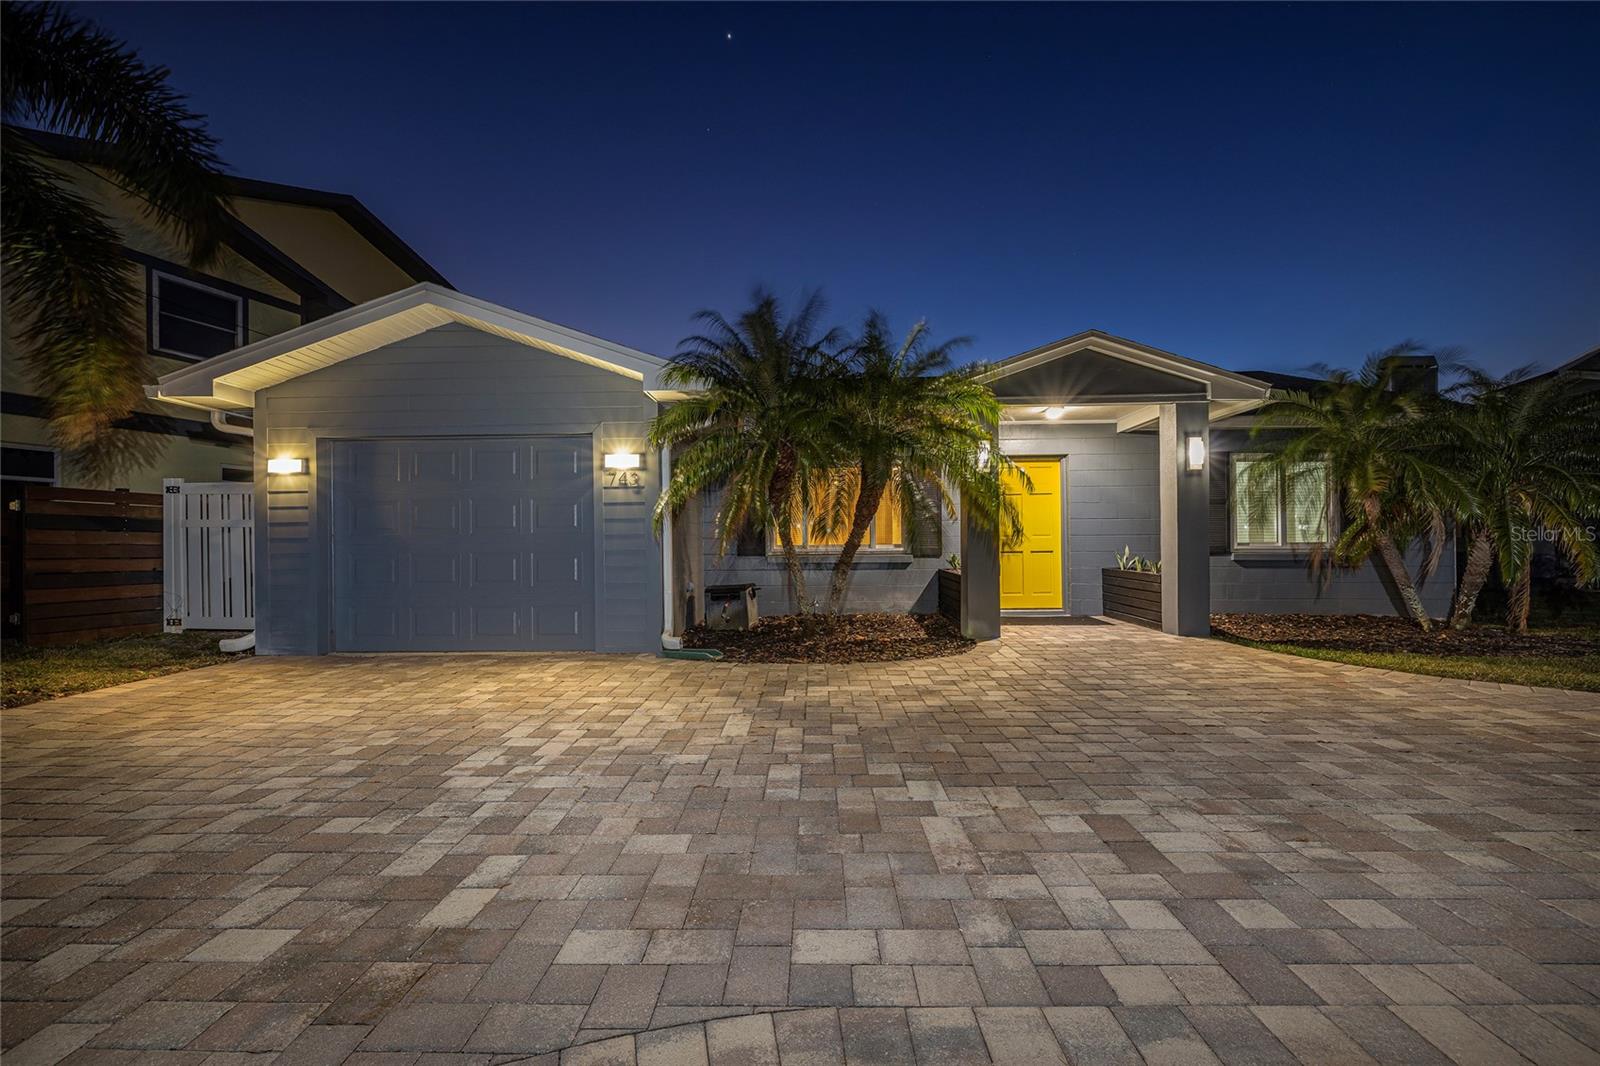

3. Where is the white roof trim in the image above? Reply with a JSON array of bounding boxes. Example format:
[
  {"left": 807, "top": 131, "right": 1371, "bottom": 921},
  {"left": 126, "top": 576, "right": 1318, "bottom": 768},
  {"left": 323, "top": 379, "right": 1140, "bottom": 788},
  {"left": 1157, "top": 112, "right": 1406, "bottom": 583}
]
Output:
[
  {"left": 147, "top": 283, "right": 670, "bottom": 409},
  {"left": 978, "top": 330, "right": 1273, "bottom": 403}
]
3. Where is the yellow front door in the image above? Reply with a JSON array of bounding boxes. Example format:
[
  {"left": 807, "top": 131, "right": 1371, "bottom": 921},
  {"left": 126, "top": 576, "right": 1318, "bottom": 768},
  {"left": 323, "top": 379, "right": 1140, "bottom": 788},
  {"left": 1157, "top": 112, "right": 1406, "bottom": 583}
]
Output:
[{"left": 1000, "top": 459, "right": 1063, "bottom": 610}]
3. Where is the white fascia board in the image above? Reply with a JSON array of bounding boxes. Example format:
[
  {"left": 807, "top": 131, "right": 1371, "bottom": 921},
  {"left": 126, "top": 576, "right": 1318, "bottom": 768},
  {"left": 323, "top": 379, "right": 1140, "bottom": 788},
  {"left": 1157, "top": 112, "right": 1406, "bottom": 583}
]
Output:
[{"left": 149, "top": 283, "right": 667, "bottom": 409}]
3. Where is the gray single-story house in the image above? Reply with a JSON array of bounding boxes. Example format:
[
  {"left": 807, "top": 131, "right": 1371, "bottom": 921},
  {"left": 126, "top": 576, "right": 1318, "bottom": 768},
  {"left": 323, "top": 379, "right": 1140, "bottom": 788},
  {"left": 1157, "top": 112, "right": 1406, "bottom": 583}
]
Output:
[{"left": 150, "top": 284, "right": 1454, "bottom": 654}]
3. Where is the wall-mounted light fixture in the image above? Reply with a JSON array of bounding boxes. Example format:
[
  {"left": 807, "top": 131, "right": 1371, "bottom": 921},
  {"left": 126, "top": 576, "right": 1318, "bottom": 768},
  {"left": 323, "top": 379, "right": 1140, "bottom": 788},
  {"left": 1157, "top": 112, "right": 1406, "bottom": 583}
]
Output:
[
  {"left": 1184, "top": 434, "right": 1207, "bottom": 473},
  {"left": 266, "top": 456, "right": 307, "bottom": 476},
  {"left": 603, "top": 452, "right": 642, "bottom": 470}
]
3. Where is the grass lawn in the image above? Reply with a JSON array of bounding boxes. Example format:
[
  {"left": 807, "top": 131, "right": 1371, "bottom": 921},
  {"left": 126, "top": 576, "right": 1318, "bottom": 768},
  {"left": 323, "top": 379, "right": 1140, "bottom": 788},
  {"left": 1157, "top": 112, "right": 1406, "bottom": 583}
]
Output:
[
  {"left": 1218, "top": 635, "right": 1600, "bottom": 691},
  {"left": 1212, "top": 612, "right": 1600, "bottom": 692},
  {"left": 2, "top": 631, "right": 250, "bottom": 708}
]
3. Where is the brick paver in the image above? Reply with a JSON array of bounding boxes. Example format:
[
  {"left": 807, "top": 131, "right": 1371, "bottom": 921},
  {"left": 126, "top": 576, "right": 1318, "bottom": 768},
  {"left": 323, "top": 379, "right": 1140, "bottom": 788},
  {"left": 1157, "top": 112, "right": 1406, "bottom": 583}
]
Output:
[{"left": 3, "top": 622, "right": 1598, "bottom": 1064}]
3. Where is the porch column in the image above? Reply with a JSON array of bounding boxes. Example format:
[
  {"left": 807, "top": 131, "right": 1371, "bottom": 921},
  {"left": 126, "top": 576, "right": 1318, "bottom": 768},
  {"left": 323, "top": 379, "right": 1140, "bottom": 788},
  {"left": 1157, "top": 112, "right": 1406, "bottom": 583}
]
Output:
[
  {"left": 959, "top": 485, "right": 1000, "bottom": 641},
  {"left": 1159, "top": 401, "right": 1211, "bottom": 636}
]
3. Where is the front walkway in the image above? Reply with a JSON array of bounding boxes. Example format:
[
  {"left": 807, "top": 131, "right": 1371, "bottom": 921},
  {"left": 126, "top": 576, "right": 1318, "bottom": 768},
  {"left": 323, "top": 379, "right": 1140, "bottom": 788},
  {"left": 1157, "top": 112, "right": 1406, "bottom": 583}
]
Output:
[{"left": 3, "top": 624, "right": 1598, "bottom": 1065}]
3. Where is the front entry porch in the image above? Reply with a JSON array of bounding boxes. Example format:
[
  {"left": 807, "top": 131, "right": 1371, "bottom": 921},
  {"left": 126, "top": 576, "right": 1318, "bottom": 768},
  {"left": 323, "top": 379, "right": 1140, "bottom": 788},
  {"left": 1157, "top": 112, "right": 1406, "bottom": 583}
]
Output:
[{"left": 960, "top": 331, "right": 1273, "bottom": 639}]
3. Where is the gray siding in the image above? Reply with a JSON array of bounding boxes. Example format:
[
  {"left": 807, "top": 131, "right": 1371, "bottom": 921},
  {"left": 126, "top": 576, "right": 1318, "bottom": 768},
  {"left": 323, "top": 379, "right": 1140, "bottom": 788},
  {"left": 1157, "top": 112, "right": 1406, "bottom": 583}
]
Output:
[
  {"left": 1210, "top": 547, "right": 1455, "bottom": 616},
  {"left": 1000, "top": 421, "right": 1160, "bottom": 615},
  {"left": 698, "top": 497, "right": 947, "bottom": 616},
  {"left": 254, "top": 324, "right": 661, "bottom": 654}
]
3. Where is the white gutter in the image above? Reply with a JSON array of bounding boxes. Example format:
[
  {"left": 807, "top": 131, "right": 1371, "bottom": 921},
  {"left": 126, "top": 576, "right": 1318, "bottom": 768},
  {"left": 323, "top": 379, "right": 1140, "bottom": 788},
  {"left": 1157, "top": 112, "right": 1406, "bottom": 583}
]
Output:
[
  {"left": 659, "top": 443, "right": 681, "bottom": 649},
  {"left": 210, "top": 411, "right": 254, "bottom": 438}
]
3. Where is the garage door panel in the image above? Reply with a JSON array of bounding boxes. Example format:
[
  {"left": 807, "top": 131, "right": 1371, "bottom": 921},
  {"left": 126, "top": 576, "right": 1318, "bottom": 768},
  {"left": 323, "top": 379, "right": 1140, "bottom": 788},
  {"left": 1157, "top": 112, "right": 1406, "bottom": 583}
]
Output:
[
  {"left": 468, "top": 445, "right": 522, "bottom": 483},
  {"left": 410, "top": 499, "right": 460, "bottom": 534},
  {"left": 470, "top": 551, "right": 520, "bottom": 587},
  {"left": 469, "top": 498, "right": 521, "bottom": 533},
  {"left": 334, "top": 437, "right": 595, "bottom": 651},
  {"left": 411, "top": 553, "right": 459, "bottom": 584},
  {"left": 411, "top": 606, "right": 460, "bottom": 638},
  {"left": 410, "top": 446, "right": 461, "bottom": 483},
  {"left": 470, "top": 607, "right": 522, "bottom": 638}
]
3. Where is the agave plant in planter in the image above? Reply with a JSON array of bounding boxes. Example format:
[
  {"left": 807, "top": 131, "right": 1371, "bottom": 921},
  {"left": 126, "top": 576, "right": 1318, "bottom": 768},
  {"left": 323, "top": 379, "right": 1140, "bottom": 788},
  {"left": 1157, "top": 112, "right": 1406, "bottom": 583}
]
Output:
[{"left": 1104, "top": 546, "right": 1163, "bottom": 627}]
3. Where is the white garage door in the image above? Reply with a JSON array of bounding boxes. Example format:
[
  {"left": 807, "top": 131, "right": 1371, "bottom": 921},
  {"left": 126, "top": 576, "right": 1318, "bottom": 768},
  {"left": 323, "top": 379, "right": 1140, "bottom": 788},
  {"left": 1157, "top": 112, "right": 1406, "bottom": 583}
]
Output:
[{"left": 331, "top": 437, "right": 594, "bottom": 651}]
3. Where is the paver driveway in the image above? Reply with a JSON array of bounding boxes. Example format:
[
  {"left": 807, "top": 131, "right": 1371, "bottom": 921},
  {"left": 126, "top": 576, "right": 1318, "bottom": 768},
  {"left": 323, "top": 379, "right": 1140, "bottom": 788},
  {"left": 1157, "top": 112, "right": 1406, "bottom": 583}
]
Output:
[{"left": 4, "top": 623, "right": 1600, "bottom": 1066}]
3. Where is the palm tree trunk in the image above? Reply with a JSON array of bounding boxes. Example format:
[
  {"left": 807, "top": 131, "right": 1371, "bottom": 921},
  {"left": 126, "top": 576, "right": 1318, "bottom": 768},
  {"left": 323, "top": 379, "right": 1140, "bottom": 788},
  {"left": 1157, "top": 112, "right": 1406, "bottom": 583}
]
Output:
[
  {"left": 1375, "top": 531, "right": 1433, "bottom": 631},
  {"left": 768, "top": 446, "right": 807, "bottom": 612},
  {"left": 827, "top": 466, "right": 888, "bottom": 614},
  {"left": 1507, "top": 563, "right": 1533, "bottom": 635},
  {"left": 1449, "top": 528, "right": 1495, "bottom": 630}
]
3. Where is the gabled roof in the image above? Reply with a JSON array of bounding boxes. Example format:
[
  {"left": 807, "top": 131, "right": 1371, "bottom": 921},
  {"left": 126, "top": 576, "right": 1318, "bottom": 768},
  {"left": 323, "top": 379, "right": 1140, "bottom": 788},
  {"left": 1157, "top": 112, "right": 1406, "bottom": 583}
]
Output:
[
  {"left": 13, "top": 128, "right": 451, "bottom": 290},
  {"left": 148, "top": 284, "right": 669, "bottom": 410},
  {"left": 980, "top": 330, "right": 1273, "bottom": 402},
  {"left": 979, "top": 329, "right": 1272, "bottom": 429}
]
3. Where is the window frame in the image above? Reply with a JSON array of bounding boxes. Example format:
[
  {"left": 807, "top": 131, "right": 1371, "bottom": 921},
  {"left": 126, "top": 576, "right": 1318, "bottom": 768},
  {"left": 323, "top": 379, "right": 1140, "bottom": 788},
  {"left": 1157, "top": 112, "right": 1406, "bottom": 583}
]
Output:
[
  {"left": 1229, "top": 452, "right": 1335, "bottom": 553},
  {"left": 0, "top": 443, "right": 61, "bottom": 485},
  {"left": 770, "top": 479, "right": 909, "bottom": 555},
  {"left": 150, "top": 269, "right": 246, "bottom": 361}
]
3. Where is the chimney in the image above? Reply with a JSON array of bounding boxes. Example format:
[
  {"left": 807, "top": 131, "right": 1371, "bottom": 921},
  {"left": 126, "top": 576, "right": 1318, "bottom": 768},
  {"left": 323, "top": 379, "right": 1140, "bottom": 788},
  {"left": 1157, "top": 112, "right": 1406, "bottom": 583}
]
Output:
[{"left": 1382, "top": 353, "right": 1439, "bottom": 395}]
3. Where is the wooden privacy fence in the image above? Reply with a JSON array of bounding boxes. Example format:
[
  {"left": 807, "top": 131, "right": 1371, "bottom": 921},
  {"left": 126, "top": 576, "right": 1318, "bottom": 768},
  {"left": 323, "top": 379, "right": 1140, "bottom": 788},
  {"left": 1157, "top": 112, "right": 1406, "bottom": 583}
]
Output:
[
  {"left": 10, "top": 486, "right": 164, "bottom": 645},
  {"left": 162, "top": 479, "right": 255, "bottom": 632}
]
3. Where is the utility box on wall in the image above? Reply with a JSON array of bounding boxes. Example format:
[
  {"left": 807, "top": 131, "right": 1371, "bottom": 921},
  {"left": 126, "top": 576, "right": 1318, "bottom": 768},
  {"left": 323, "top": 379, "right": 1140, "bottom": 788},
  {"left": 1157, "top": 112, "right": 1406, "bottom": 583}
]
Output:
[{"left": 704, "top": 583, "right": 759, "bottom": 630}]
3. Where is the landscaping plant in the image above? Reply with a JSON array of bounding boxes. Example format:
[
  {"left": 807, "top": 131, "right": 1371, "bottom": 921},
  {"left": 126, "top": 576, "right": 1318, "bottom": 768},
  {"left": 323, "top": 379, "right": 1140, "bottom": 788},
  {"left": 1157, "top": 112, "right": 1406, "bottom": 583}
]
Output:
[
  {"left": 650, "top": 288, "right": 847, "bottom": 611},
  {"left": 1249, "top": 345, "right": 1468, "bottom": 630},
  {"left": 3, "top": 2, "right": 234, "bottom": 476},
  {"left": 817, "top": 312, "right": 1022, "bottom": 613},
  {"left": 1439, "top": 368, "right": 1600, "bottom": 633}
]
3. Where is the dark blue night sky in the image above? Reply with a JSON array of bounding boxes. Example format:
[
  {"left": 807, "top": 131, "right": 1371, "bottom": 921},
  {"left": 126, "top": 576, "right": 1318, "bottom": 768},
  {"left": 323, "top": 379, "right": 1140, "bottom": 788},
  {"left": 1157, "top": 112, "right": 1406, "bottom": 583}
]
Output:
[{"left": 74, "top": 2, "right": 1600, "bottom": 376}]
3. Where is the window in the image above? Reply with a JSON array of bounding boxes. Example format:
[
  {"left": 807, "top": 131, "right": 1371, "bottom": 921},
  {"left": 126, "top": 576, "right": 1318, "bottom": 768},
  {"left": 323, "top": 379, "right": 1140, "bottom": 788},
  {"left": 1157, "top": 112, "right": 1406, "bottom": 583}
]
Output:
[
  {"left": 1232, "top": 455, "right": 1331, "bottom": 550},
  {"left": 221, "top": 465, "right": 253, "bottom": 483},
  {"left": 775, "top": 474, "right": 904, "bottom": 551},
  {"left": 1, "top": 444, "right": 59, "bottom": 484},
  {"left": 151, "top": 271, "right": 244, "bottom": 359}
]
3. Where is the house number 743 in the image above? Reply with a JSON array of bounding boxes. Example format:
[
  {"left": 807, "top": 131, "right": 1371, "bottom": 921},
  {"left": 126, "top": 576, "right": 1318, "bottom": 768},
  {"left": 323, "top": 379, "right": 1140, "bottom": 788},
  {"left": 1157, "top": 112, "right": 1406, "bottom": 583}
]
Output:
[{"left": 603, "top": 470, "right": 642, "bottom": 488}]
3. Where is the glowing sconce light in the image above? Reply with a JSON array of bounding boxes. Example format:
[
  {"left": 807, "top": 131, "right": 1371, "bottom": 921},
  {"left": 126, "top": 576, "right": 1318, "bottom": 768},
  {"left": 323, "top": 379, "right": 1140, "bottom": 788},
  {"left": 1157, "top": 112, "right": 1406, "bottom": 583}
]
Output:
[
  {"left": 266, "top": 456, "right": 307, "bottom": 475},
  {"left": 1184, "top": 434, "right": 1207, "bottom": 473},
  {"left": 1042, "top": 406, "right": 1068, "bottom": 420},
  {"left": 603, "top": 452, "right": 642, "bottom": 470}
]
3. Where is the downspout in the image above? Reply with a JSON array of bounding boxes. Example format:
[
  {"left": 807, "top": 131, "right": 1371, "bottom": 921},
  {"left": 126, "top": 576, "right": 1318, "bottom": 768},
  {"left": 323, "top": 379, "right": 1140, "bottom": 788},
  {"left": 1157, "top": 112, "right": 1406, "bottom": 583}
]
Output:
[
  {"left": 208, "top": 410, "right": 257, "bottom": 653},
  {"left": 660, "top": 443, "right": 682, "bottom": 649}
]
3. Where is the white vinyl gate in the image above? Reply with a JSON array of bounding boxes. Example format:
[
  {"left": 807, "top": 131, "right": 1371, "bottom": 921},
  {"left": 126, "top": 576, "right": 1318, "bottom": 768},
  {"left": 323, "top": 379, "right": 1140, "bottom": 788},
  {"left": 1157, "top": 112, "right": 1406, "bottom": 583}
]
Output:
[{"left": 163, "top": 479, "right": 255, "bottom": 631}]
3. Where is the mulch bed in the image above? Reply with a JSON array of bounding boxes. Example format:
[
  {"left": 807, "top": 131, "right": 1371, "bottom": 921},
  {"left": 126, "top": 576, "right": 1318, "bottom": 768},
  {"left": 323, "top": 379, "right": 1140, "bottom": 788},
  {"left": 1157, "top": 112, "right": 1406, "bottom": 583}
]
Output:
[
  {"left": 682, "top": 612, "right": 974, "bottom": 663},
  {"left": 1212, "top": 613, "right": 1600, "bottom": 658}
]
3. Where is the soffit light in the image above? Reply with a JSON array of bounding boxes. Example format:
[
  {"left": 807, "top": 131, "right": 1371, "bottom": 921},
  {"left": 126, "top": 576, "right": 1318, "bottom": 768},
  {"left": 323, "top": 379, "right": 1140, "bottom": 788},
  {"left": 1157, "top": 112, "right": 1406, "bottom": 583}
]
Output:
[{"left": 1042, "top": 406, "right": 1068, "bottom": 420}]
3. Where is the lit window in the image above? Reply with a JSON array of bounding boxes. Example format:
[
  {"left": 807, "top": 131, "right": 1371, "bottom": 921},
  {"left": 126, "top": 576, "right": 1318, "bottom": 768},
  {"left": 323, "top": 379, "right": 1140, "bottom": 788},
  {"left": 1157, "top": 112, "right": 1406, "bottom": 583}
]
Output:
[
  {"left": 775, "top": 473, "right": 904, "bottom": 550},
  {"left": 151, "top": 272, "right": 244, "bottom": 359},
  {"left": 1232, "top": 455, "right": 1330, "bottom": 550}
]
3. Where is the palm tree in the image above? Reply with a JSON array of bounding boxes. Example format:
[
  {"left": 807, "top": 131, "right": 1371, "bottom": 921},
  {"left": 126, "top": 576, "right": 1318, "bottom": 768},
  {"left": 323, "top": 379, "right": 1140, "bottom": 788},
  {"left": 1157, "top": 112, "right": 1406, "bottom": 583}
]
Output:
[
  {"left": 818, "top": 312, "right": 1020, "bottom": 613},
  {"left": 3, "top": 2, "right": 233, "bottom": 476},
  {"left": 1250, "top": 345, "right": 1467, "bottom": 630},
  {"left": 650, "top": 289, "right": 846, "bottom": 611},
  {"left": 1441, "top": 368, "right": 1600, "bottom": 633}
]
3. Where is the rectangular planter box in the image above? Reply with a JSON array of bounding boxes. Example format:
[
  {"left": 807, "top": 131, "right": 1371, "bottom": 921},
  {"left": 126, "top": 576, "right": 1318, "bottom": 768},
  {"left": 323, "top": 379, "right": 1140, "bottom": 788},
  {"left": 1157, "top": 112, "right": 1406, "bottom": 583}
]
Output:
[
  {"left": 1102, "top": 568, "right": 1162, "bottom": 629},
  {"left": 937, "top": 568, "right": 961, "bottom": 622}
]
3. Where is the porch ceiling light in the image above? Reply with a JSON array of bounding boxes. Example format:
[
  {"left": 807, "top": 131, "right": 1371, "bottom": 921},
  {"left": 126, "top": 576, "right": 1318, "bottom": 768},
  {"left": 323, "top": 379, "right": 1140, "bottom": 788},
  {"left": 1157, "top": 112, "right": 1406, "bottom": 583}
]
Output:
[
  {"left": 603, "top": 452, "right": 642, "bottom": 470},
  {"left": 266, "top": 456, "right": 307, "bottom": 475},
  {"left": 1042, "top": 406, "right": 1068, "bottom": 420},
  {"left": 1184, "top": 434, "right": 1206, "bottom": 473}
]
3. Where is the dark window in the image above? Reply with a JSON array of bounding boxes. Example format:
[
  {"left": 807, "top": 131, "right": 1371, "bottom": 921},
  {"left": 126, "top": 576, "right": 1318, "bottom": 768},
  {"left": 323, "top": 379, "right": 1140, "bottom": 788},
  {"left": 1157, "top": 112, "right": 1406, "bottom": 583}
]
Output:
[
  {"left": 152, "top": 272, "right": 243, "bottom": 359},
  {"left": 1, "top": 445, "right": 59, "bottom": 483},
  {"left": 221, "top": 466, "right": 253, "bottom": 483}
]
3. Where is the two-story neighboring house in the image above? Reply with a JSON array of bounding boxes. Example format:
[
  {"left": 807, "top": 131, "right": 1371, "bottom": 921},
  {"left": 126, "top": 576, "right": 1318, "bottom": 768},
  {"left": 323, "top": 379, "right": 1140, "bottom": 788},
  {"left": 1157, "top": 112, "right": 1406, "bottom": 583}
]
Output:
[{"left": 1, "top": 131, "right": 450, "bottom": 494}]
